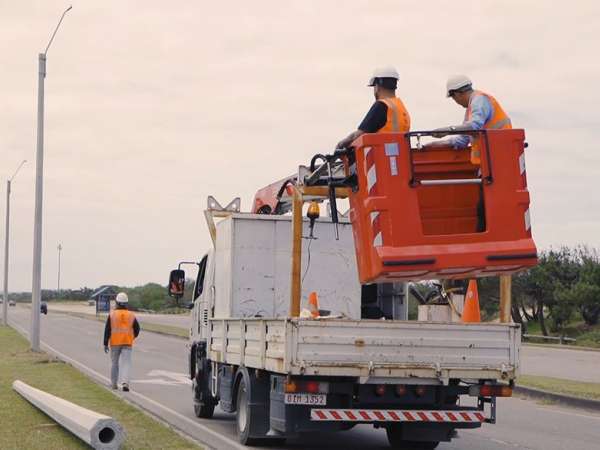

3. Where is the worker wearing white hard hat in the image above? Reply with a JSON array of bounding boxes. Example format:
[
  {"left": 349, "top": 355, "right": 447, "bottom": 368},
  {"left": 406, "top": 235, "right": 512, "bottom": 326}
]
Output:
[
  {"left": 426, "top": 75, "right": 512, "bottom": 157},
  {"left": 336, "top": 66, "right": 411, "bottom": 149},
  {"left": 103, "top": 291, "right": 140, "bottom": 391}
]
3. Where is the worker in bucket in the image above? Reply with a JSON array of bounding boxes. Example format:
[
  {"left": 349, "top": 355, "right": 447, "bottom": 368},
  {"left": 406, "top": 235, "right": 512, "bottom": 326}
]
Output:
[
  {"left": 425, "top": 75, "right": 512, "bottom": 164},
  {"left": 427, "top": 75, "right": 512, "bottom": 231},
  {"left": 103, "top": 292, "right": 140, "bottom": 391},
  {"left": 336, "top": 66, "right": 410, "bottom": 149}
]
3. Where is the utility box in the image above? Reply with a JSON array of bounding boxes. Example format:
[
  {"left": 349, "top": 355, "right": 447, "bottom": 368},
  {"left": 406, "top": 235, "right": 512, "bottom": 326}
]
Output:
[
  {"left": 417, "top": 294, "right": 464, "bottom": 322},
  {"left": 213, "top": 214, "right": 361, "bottom": 319}
]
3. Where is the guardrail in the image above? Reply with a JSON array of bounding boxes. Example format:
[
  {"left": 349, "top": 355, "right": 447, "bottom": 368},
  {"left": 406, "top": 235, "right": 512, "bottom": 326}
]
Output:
[{"left": 522, "top": 334, "right": 576, "bottom": 345}]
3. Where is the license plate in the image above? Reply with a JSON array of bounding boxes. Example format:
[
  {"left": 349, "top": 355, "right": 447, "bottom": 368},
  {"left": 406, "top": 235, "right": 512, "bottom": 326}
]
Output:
[{"left": 284, "top": 393, "right": 326, "bottom": 405}]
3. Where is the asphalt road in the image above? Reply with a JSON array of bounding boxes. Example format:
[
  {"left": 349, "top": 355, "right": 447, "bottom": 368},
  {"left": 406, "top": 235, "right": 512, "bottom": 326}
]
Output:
[
  {"left": 47, "top": 302, "right": 600, "bottom": 383},
  {"left": 8, "top": 307, "right": 600, "bottom": 450},
  {"left": 520, "top": 345, "right": 600, "bottom": 383}
]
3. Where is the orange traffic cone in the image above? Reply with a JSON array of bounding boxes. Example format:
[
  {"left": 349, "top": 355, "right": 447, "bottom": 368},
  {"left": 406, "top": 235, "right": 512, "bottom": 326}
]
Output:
[
  {"left": 462, "top": 279, "right": 481, "bottom": 323},
  {"left": 308, "top": 292, "right": 320, "bottom": 318}
]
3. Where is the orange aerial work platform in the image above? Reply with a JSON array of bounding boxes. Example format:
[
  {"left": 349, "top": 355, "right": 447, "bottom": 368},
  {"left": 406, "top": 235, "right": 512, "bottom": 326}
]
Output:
[{"left": 345, "top": 129, "right": 537, "bottom": 284}]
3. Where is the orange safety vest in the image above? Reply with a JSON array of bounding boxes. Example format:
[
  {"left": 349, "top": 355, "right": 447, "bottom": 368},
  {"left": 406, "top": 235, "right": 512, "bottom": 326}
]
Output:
[
  {"left": 378, "top": 97, "right": 411, "bottom": 133},
  {"left": 109, "top": 309, "right": 135, "bottom": 346},
  {"left": 467, "top": 90, "right": 512, "bottom": 165}
]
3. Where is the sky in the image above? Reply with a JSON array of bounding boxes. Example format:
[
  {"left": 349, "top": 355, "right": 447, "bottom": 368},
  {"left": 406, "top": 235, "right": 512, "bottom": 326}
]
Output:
[{"left": 1, "top": 0, "right": 599, "bottom": 291}]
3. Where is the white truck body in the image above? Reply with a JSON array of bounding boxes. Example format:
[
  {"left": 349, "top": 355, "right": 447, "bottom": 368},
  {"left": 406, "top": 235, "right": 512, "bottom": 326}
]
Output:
[
  {"left": 196, "top": 214, "right": 519, "bottom": 383},
  {"left": 213, "top": 214, "right": 361, "bottom": 319}
]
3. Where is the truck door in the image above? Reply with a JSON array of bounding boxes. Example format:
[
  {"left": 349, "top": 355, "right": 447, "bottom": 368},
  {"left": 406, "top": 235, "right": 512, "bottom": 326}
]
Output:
[{"left": 192, "top": 252, "right": 214, "bottom": 339}]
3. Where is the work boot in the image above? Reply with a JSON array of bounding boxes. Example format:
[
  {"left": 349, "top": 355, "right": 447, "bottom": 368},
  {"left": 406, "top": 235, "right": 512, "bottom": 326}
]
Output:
[
  {"left": 122, "top": 383, "right": 129, "bottom": 392},
  {"left": 111, "top": 384, "right": 118, "bottom": 390}
]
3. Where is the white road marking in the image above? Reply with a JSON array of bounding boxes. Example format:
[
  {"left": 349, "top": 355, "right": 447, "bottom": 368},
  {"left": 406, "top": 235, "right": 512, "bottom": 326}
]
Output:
[
  {"left": 131, "top": 379, "right": 184, "bottom": 386},
  {"left": 8, "top": 319, "right": 245, "bottom": 450},
  {"left": 132, "top": 369, "right": 192, "bottom": 387}
]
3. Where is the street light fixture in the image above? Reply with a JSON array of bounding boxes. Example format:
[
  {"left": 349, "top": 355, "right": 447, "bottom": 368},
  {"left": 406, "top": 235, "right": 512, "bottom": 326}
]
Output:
[
  {"left": 30, "top": 5, "right": 72, "bottom": 351},
  {"left": 2, "top": 160, "right": 27, "bottom": 326}
]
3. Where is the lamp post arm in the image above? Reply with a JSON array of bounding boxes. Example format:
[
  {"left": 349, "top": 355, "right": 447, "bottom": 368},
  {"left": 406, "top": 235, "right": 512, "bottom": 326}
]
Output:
[{"left": 44, "top": 6, "right": 72, "bottom": 55}]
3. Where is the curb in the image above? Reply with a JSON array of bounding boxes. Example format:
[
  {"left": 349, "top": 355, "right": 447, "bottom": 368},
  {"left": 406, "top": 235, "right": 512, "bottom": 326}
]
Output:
[{"left": 514, "top": 385, "right": 600, "bottom": 412}]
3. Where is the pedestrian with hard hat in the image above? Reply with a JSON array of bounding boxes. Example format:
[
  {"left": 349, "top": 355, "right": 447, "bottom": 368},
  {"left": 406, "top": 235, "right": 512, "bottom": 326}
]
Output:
[
  {"left": 426, "top": 75, "right": 512, "bottom": 162},
  {"left": 103, "top": 292, "right": 140, "bottom": 391},
  {"left": 336, "top": 66, "right": 411, "bottom": 149}
]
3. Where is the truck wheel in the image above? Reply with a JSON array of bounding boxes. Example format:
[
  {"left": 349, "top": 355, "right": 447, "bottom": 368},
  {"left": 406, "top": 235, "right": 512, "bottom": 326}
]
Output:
[
  {"left": 194, "top": 401, "right": 215, "bottom": 418},
  {"left": 193, "top": 359, "right": 216, "bottom": 419},
  {"left": 386, "top": 425, "right": 439, "bottom": 449},
  {"left": 236, "top": 376, "right": 259, "bottom": 446}
]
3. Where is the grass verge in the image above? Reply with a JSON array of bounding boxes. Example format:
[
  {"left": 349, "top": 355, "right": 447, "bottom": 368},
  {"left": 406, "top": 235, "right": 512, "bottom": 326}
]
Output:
[
  {"left": 50, "top": 310, "right": 189, "bottom": 339},
  {"left": 0, "top": 325, "right": 198, "bottom": 450},
  {"left": 518, "top": 374, "right": 600, "bottom": 401}
]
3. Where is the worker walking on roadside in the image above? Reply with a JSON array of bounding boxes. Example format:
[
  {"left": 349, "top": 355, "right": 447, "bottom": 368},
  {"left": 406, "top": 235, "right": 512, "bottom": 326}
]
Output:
[
  {"left": 336, "top": 66, "right": 410, "bottom": 149},
  {"left": 103, "top": 292, "right": 140, "bottom": 391},
  {"left": 426, "top": 75, "right": 512, "bottom": 163}
]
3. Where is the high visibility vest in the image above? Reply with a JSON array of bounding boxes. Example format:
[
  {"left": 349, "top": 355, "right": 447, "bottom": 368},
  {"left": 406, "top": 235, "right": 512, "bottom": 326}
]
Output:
[
  {"left": 467, "top": 90, "right": 512, "bottom": 165},
  {"left": 109, "top": 309, "right": 135, "bottom": 346},
  {"left": 378, "top": 97, "right": 411, "bottom": 133}
]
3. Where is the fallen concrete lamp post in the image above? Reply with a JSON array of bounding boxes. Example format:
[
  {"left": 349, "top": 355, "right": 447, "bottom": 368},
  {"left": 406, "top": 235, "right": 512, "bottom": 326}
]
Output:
[{"left": 12, "top": 380, "right": 125, "bottom": 449}]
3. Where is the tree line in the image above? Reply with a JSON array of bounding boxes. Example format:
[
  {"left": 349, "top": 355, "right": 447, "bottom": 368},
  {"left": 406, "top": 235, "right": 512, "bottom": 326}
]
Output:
[
  {"left": 8, "top": 245, "right": 599, "bottom": 330},
  {"left": 479, "top": 246, "right": 600, "bottom": 335}
]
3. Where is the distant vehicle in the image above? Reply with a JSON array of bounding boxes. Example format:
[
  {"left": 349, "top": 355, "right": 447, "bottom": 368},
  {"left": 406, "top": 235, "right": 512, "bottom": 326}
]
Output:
[
  {"left": 41, "top": 302, "right": 48, "bottom": 315},
  {"left": 9, "top": 300, "right": 16, "bottom": 307}
]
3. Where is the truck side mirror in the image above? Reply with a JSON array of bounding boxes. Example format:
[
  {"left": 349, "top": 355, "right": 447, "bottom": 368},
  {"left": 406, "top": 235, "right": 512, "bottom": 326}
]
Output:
[{"left": 168, "top": 269, "right": 185, "bottom": 298}]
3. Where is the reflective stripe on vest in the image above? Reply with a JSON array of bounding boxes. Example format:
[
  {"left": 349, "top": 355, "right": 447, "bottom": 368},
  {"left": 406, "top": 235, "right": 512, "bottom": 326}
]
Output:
[
  {"left": 467, "top": 90, "right": 512, "bottom": 164},
  {"left": 110, "top": 309, "right": 135, "bottom": 346},
  {"left": 379, "top": 97, "right": 411, "bottom": 133}
]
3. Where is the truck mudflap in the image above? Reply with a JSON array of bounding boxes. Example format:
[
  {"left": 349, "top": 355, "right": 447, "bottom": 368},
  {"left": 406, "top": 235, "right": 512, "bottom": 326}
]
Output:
[{"left": 311, "top": 409, "right": 486, "bottom": 423}]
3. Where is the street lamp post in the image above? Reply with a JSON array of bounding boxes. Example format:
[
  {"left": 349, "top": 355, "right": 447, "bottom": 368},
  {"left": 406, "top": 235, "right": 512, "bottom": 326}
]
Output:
[
  {"left": 3, "top": 160, "right": 27, "bottom": 326},
  {"left": 30, "top": 5, "right": 72, "bottom": 351},
  {"left": 57, "top": 243, "right": 62, "bottom": 295}
]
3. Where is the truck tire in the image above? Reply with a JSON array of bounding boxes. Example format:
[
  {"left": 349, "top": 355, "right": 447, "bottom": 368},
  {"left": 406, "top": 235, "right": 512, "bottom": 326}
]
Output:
[
  {"left": 386, "top": 425, "right": 439, "bottom": 449},
  {"left": 236, "top": 375, "right": 259, "bottom": 446},
  {"left": 193, "top": 359, "right": 216, "bottom": 419},
  {"left": 193, "top": 400, "right": 214, "bottom": 419}
]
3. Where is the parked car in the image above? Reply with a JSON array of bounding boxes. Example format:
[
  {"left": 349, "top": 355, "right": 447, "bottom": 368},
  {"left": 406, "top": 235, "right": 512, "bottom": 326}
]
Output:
[
  {"left": 9, "top": 300, "right": 16, "bottom": 307},
  {"left": 41, "top": 302, "right": 48, "bottom": 315}
]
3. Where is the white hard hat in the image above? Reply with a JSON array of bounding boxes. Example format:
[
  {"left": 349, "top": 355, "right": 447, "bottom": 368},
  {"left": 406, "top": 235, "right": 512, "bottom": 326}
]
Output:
[
  {"left": 446, "top": 74, "right": 472, "bottom": 97},
  {"left": 368, "top": 66, "right": 400, "bottom": 86},
  {"left": 116, "top": 292, "right": 128, "bottom": 304}
]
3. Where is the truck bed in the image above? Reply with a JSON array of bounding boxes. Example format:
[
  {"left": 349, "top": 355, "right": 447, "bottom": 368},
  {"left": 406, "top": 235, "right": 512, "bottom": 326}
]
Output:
[{"left": 209, "top": 318, "right": 520, "bottom": 382}]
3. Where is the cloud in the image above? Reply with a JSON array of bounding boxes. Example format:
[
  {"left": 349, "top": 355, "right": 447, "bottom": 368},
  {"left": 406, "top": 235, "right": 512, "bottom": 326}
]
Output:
[{"left": 1, "top": 0, "right": 599, "bottom": 290}]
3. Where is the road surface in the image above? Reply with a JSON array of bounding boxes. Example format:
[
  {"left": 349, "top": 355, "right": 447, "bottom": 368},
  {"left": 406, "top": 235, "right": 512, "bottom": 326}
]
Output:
[
  {"left": 45, "top": 302, "right": 600, "bottom": 383},
  {"left": 520, "top": 345, "right": 600, "bottom": 383},
  {"left": 8, "top": 307, "right": 600, "bottom": 450}
]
